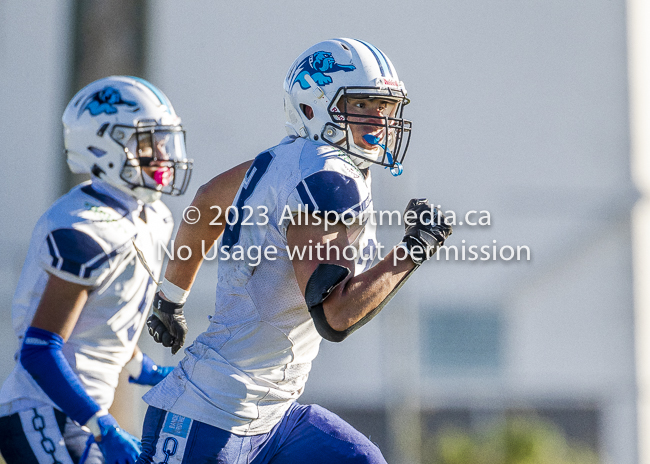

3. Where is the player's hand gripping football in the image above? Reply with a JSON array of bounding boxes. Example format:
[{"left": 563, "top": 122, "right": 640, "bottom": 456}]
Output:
[
  {"left": 147, "top": 293, "right": 188, "bottom": 355},
  {"left": 402, "top": 198, "right": 453, "bottom": 265}
]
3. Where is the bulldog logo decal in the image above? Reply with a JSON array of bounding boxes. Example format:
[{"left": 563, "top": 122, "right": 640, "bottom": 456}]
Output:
[
  {"left": 81, "top": 86, "right": 138, "bottom": 116},
  {"left": 290, "top": 51, "right": 356, "bottom": 90}
]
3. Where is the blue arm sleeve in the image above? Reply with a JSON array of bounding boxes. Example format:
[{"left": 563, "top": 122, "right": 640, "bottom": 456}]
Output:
[
  {"left": 20, "top": 327, "right": 101, "bottom": 425},
  {"left": 127, "top": 353, "right": 174, "bottom": 386}
]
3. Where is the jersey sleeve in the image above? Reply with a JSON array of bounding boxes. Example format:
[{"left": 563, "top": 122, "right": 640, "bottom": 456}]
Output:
[
  {"left": 281, "top": 169, "right": 371, "bottom": 237},
  {"left": 38, "top": 228, "right": 123, "bottom": 287}
]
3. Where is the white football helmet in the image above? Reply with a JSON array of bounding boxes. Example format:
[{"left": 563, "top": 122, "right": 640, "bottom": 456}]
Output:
[
  {"left": 63, "top": 76, "right": 193, "bottom": 203},
  {"left": 284, "top": 38, "right": 411, "bottom": 173}
]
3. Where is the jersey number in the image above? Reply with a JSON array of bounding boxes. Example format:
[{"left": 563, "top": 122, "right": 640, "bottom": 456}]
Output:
[{"left": 222, "top": 151, "right": 274, "bottom": 248}]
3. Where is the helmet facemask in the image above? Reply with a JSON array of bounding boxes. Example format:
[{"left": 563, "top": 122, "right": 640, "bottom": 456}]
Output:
[
  {"left": 322, "top": 87, "right": 412, "bottom": 173},
  {"left": 111, "top": 121, "right": 193, "bottom": 198}
]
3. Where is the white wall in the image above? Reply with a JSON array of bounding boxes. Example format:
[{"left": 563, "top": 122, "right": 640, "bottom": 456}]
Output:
[{"left": 0, "top": 0, "right": 73, "bottom": 380}]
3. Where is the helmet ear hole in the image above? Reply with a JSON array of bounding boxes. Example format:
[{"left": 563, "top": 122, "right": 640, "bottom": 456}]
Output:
[
  {"left": 300, "top": 104, "right": 314, "bottom": 120},
  {"left": 91, "top": 164, "right": 105, "bottom": 177}
]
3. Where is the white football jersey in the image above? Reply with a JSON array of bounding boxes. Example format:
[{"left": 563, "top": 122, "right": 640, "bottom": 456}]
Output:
[
  {"left": 144, "top": 137, "right": 378, "bottom": 435},
  {"left": 0, "top": 179, "right": 173, "bottom": 416}
]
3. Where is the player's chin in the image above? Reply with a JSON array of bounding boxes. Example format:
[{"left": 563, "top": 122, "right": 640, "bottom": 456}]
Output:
[{"left": 359, "top": 142, "right": 377, "bottom": 151}]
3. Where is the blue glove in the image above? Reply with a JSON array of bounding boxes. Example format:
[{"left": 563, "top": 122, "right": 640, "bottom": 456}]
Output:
[
  {"left": 80, "top": 414, "right": 141, "bottom": 464},
  {"left": 128, "top": 353, "right": 174, "bottom": 386}
]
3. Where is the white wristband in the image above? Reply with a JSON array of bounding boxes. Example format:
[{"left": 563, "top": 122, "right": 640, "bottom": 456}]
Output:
[
  {"left": 159, "top": 278, "right": 190, "bottom": 305},
  {"left": 85, "top": 410, "right": 109, "bottom": 438},
  {"left": 125, "top": 350, "right": 144, "bottom": 378}
]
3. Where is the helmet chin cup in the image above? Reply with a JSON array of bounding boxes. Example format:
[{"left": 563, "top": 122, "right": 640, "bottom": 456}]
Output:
[
  {"left": 345, "top": 127, "right": 382, "bottom": 169},
  {"left": 133, "top": 187, "right": 163, "bottom": 204},
  {"left": 122, "top": 165, "right": 138, "bottom": 181},
  {"left": 111, "top": 182, "right": 162, "bottom": 204}
]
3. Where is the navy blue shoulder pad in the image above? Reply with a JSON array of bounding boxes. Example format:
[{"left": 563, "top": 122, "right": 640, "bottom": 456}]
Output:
[
  {"left": 46, "top": 228, "right": 109, "bottom": 278},
  {"left": 296, "top": 171, "right": 364, "bottom": 214}
]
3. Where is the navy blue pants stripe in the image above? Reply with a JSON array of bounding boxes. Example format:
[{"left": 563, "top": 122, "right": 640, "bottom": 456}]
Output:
[{"left": 139, "top": 405, "right": 168, "bottom": 463}]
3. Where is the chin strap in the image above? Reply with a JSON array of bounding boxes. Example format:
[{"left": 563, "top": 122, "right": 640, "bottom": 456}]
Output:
[
  {"left": 361, "top": 134, "right": 403, "bottom": 176},
  {"left": 132, "top": 239, "right": 162, "bottom": 285}
]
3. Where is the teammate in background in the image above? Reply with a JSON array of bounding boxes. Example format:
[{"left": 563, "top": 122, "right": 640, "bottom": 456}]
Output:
[
  {"left": 140, "top": 39, "right": 452, "bottom": 463},
  {"left": 0, "top": 76, "right": 193, "bottom": 464}
]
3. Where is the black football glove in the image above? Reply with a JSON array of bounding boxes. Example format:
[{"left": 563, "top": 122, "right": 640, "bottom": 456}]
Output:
[
  {"left": 147, "top": 293, "right": 188, "bottom": 355},
  {"left": 402, "top": 198, "right": 453, "bottom": 265}
]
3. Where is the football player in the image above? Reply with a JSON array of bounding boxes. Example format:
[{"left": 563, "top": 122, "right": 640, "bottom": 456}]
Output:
[
  {"left": 0, "top": 76, "right": 193, "bottom": 464},
  {"left": 140, "top": 39, "right": 452, "bottom": 463}
]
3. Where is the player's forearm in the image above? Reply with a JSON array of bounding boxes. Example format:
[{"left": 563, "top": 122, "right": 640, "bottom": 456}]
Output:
[
  {"left": 130, "top": 346, "right": 142, "bottom": 361},
  {"left": 290, "top": 220, "right": 416, "bottom": 334},
  {"left": 150, "top": 161, "right": 252, "bottom": 354},
  {"left": 163, "top": 219, "right": 218, "bottom": 291},
  {"left": 163, "top": 160, "right": 253, "bottom": 291},
  {"left": 322, "top": 249, "right": 415, "bottom": 331},
  {"left": 21, "top": 327, "right": 102, "bottom": 425}
]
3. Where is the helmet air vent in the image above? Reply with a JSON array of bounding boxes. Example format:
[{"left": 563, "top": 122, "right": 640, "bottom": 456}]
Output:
[
  {"left": 87, "top": 146, "right": 107, "bottom": 158},
  {"left": 96, "top": 122, "right": 110, "bottom": 137}
]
